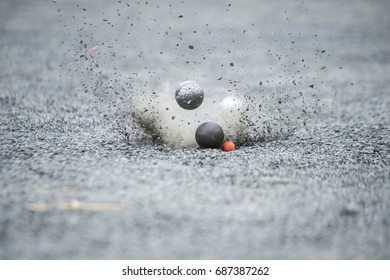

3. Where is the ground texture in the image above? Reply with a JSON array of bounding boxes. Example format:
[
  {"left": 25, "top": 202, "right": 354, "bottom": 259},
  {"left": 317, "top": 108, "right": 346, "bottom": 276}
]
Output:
[{"left": 0, "top": 0, "right": 389, "bottom": 259}]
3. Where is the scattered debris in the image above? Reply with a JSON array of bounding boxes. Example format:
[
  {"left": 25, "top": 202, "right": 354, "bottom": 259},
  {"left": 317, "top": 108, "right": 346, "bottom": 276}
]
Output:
[
  {"left": 341, "top": 202, "right": 359, "bottom": 216},
  {"left": 87, "top": 45, "right": 102, "bottom": 52}
]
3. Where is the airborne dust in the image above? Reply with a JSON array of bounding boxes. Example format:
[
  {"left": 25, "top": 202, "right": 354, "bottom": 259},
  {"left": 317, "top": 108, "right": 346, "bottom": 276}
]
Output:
[{"left": 56, "top": 0, "right": 331, "bottom": 147}]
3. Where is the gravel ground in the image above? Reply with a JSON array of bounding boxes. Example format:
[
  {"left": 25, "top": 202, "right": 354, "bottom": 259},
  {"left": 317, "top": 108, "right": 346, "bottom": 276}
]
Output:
[{"left": 0, "top": 0, "right": 389, "bottom": 259}]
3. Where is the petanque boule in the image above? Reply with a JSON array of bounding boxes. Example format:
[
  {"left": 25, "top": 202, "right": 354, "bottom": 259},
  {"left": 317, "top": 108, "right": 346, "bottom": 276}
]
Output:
[
  {"left": 195, "top": 122, "right": 224, "bottom": 148},
  {"left": 175, "top": 80, "right": 204, "bottom": 110}
]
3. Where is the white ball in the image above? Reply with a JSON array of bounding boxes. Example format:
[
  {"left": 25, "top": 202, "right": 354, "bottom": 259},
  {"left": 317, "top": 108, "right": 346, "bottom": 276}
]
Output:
[
  {"left": 219, "top": 96, "right": 245, "bottom": 139},
  {"left": 221, "top": 96, "right": 243, "bottom": 111}
]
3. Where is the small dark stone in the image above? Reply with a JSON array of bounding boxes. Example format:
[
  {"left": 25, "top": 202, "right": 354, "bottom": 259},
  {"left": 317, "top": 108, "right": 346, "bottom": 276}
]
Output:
[{"left": 341, "top": 203, "right": 359, "bottom": 216}]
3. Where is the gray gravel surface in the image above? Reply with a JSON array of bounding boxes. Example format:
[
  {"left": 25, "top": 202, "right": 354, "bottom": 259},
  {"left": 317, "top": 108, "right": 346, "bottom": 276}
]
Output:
[{"left": 0, "top": 0, "right": 389, "bottom": 259}]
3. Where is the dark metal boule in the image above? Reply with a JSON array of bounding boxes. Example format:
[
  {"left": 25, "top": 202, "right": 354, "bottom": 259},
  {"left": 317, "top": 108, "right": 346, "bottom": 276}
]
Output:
[
  {"left": 195, "top": 122, "right": 224, "bottom": 148},
  {"left": 175, "top": 80, "right": 204, "bottom": 110}
]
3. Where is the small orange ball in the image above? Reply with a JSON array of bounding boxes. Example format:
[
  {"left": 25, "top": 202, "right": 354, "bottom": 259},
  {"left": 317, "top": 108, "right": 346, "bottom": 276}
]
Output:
[{"left": 223, "top": 141, "right": 235, "bottom": 152}]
